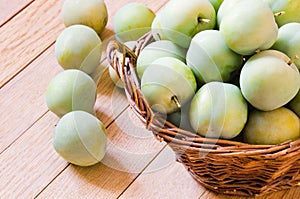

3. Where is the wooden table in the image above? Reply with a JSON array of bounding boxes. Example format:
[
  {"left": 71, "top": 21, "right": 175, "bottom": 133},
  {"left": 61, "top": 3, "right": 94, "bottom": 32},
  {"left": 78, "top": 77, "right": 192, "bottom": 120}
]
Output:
[{"left": 0, "top": 0, "right": 299, "bottom": 198}]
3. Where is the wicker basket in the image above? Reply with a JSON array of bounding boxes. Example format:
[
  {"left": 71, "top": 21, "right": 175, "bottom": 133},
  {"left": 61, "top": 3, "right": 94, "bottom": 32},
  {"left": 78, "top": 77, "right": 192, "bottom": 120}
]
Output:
[{"left": 106, "top": 32, "right": 300, "bottom": 197}]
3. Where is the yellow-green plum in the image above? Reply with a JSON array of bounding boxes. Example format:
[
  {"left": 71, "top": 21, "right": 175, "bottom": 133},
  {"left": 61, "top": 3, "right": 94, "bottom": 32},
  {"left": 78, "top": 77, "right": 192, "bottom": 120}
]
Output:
[
  {"left": 263, "top": 0, "right": 300, "bottom": 27},
  {"left": 53, "top": 111, "right": 107, "bottom": 166},
  {"left": 220, "top": 0, "right": 278, "bottom": 55},
  {"left": 113, "top": 3, "right": 155, "bottom": 42},
  {"left": 243, "top": 107, "right": 300, "bottom": 145},
  {"left": 208, "top": 0, "right": 224, "bottom": 12},
  {"left": 55, "top": 25, "right": 102, "bottom": 74},
  {"left": 272, "top": 22, "right": 300, "bottom": 69},
  {"left": 136, "top": 40, "right": 187, "bottom": 78},
  {"left": 186, "top": 30, "right": 243, "bottom": 83},
  {"left": 216, "top": 0, "right": 242, "bottom": 27},
  {"left": 240, "top": 50, "right": 300, "bottom": 111},
  {"left": 289, "top": 90, "right": 300, "bottom": 117},
  {"left": 141, "top": 57, "right": 197, "bottom": 114},
  {"left": 62, "top": 0, "right": 108, "bottom": 34},
  {"left": 156, "top": 0, "right": 216, "bottom": 48},
  {"left": 151, "top": 13, "right": 168, "bottom": 41},
  {"left": 189, "top": 82, "right": 248, "bottom": 139},
  {"left": 46, "top": 70, "right": 97, "bottom": 117}
]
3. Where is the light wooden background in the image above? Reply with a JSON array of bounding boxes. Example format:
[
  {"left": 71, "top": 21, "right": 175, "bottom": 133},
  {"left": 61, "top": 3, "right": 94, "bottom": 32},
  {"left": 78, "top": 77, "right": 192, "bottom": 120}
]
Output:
[{"left": 0, "top": 0, "right": 299, "bottom": 198}]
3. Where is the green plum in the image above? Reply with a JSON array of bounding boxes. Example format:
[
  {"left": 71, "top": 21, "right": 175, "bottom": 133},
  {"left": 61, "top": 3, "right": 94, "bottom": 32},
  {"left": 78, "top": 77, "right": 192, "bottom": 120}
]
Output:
[
  {"left": 289, "top": 90, "right": 300, "bottom": 117},
  {"left": 186, "top": 30, "right": 243, "bottom": 83},
  {"left": 53, "top": 111, "right": 107, "bottom": 166},
  {"left": 220, "top": 0, "right": 278, "bottom": 55},
  {"left": 208, "top": 0, "right": 224, "bottom": 12},
  {"left": 189, "top": 82, "right": 248, "bottom": 139},
  {"left": 113, "top": 3, "right": 155, "bottom": 42},
  {"left": 151, "top": 14, "right": 168, "bottom": 41},
  {"left": 55, "top": 25, "right": 102, "bottom": 74},
  {"left": 141, "top": 57, "right": 197, "bottom": 114},
  {"left": 156, "top": 0, "right": 216, "bottom": 48},
  {"left": 46, "top": 69, "right": 97, "bottom": 117},
  {"left": 136, "top": 40, "right": 187, "bottom": 78},
  {"left": 216, "top": 0, "right": 242, "bottom": 27},
  {"left": 62, "top": 0, "right": 108, "bottom": 34},
  {"left": 243, "top": 107, "right": 300, "bottom": 145},
  {"left": 272, "top": 22, "right": 300, "bottom": 69},
  {"left": 240, "top": 50, "right": 300, "bottom": 111},
  {"left": 263, "top": 0, "right": 300, "bottom": 27}
]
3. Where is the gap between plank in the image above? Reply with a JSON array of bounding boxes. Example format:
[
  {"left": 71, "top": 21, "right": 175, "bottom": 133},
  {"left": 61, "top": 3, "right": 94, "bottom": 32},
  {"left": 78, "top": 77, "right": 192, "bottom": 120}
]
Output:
[
  {"left": 0, "top": 110, "right": 49, "bottom": 155},
  {"left": 116, "top": 144, "right": 169, "bottom": 199},
  {"left": 0, "top": 40, "right": 55, "bottom": 89},
  {"left": 0, "top": 0, "right": 35, "bottom": 28}
]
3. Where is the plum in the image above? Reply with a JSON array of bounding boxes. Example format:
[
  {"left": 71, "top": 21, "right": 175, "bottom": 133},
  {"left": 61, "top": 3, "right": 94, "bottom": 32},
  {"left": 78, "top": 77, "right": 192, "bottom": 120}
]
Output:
[
  {"left": 46, "top": 69, "right": 97, "bottom": 117},
  {"left": 113, "top": 3, "right": 155, "bottom": 42},
  {"left": 243, "top": 107, "right": 300, "bottom": 145},
  {"left": 220, "top": 0, "right": 278, "bottom": 55},
  {"left": 155, "top": 0, "right": 216, "bottom": 48},
  {"left": 53, "top": 111, "right": 107, "bottom": 166},
  {"left": 216, "top": 0, "right": 242, "bottom": 27},
  {"left": 189, "top": 81, "right": 248, "bottom": 139},
  {"left": 186, "top": 29, "right": 243, "bottom": 83},
  {"left": 263, "top": 0, "right": 300, "bottom": 27},
  {"left": 62, "top": 0, "right": 108, "bottom": 35},
  {"left": 240, "top": 50, "right": 300, "bottom": 111},
  {"left": 141, "top": 57, "right": 197, "bottom": 114},
  {"left": 272, "top": 22, "right": 300, "bottom": 69},
  {"left": 136, "top": 40, "right": 187, "bottom": 78},
  {"left": 55, "top": 25, "right": 102, "bottom": 74}
]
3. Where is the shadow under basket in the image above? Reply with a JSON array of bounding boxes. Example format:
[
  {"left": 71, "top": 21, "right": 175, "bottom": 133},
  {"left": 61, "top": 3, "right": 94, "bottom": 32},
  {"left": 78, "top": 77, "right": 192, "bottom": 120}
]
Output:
[{"left": 106, "top": 32, "right": 300, "bottom": 197}]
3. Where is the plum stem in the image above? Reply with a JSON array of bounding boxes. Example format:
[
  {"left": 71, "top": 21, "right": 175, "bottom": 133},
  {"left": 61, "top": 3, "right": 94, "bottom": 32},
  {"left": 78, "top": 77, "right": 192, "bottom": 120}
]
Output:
[
  {"left": 171, "top": 96, "right": 181, "bottom": 108},
  {"left": 198, "top": 17, "right": 210, "bottom": 23},
  {"left": 274, "top": 11, "right": 285, "bottom": 17},
  {"left": 287, "top": 55, "right": 299, "bottom": 66}
]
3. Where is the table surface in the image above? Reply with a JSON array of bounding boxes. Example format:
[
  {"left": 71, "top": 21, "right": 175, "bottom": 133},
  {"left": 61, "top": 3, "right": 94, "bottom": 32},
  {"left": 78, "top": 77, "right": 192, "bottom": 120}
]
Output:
[{"left": 0, "top": 0, "right": 299, "bottom": 198}]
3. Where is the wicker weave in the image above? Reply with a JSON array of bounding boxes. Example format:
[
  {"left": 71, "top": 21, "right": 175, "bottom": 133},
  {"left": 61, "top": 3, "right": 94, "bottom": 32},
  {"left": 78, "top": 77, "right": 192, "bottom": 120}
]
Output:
[{"left": 106, "top": 33, "right": 300, "bottom": 197}]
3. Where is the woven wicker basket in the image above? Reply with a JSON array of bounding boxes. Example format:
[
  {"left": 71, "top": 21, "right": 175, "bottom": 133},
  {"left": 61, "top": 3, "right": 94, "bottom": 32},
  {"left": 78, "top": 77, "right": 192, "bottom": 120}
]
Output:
[{"left": 106, "top": 32, "right": 300, "bottom": 197}]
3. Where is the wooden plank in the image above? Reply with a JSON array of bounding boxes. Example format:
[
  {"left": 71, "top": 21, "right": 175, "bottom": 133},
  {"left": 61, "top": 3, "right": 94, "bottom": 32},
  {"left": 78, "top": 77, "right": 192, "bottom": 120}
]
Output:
[
  {"left": 0, "top": 0, "right": 34, "bottom": 26},
  {"left": 0, "top": 46, "right": 128, "bottom": 154},
  {"left": 0, "top": 112, "right": 67, "bottom": 198},
  {"left": 0, "top": 0, "right": 167, "bottom": 88},
  {"left": 0, "top": 46, "right": 62, "bottom": 153},
  {"left": 36, "top": 108, "right": 166, "bottom": 198},
  {"left": 0, "top": 0, "right": 169, "bottom": 152},
  {"left": 119, "top": 146, "right": 207, "bottom": 198},
  {"left": 0, "top": 0, "right": 167, "bottom": 153},
  {"left": 0, "top": 0, "right": 64, "bottom": 88}
]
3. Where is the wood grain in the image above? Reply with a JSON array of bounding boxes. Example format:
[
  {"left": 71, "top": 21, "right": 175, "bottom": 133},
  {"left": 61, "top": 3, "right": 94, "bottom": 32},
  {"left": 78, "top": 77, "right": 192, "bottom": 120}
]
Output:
[
  {"left": 0, "top": 48, "right": 128, "bottom": 154},
  {"left": 36, "top": 109, "right": 166, "bottom": 198},
  {"left": 0, "top": 112, "right": 67, "bottom": 198},
  {"left": 0, "top": 0, "right": 64, "bottom": 88},
  {"left": 0, "top": 0, "right": 167, "bottom": 153},
  {"left": 1, "top": 0, "right": 299, "bottom": 198},
  {"left": 0, "top": 47, "right": 62, "bottom": 153},
  {"left": 119, "top": 146, "right": 207, "bottom": 198},
  {"left": 0, "top": 0, "right": 34, "bottom": 26}
]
